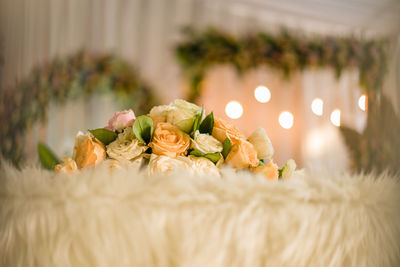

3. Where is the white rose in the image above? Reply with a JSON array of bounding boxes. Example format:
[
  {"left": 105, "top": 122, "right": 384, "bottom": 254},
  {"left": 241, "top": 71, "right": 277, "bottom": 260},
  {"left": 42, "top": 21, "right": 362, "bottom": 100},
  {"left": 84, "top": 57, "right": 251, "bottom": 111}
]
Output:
[
  {"left": 186, "top": 155, "right": 220, "bottom": 176},
  {"left": 149, "top": 104, "right": 172, "bottom": 118},
  {"left": 281, "top": 159, "right": 297, "bottom": 179},
  {"left": 149, "top": 99, "right": 202, "bottom": 133},
  {"left": 191, "top": 131, "right": 223, "bottom": 154},
  {"left": 147, "top": 154, "right": 220, "bottom": 176},
  {"left": 147, "top": 154, "right": 192, "bottom": 176},
  {"left": 106, "top": 127, "right": 148, "bottom": 162},
  {"left": 247, "top": 127, "right": 274, "bottom": 159}
]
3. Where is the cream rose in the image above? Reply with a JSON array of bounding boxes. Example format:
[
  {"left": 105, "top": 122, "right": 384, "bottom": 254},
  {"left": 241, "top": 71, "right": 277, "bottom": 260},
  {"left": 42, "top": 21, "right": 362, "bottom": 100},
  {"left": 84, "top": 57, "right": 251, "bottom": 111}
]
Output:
[
  {"left": 212, "top": 117, "right": 246, "bottom": 145},
  {"left": 186, "top": 155, "right": 220, "bottom": 176},
  {"left": 106, "top": 127, "right": 148, "bottom": 162},
  {"left": 247, "top": 127, "right": 274, "bottom": 159},
  {"left": 147, "top": 154, "right": 220, "bottom": 176},
  {"left": 225, "top": 139, "right": 259, "bottom": 169},
  {"left": 147, "top": 154, "right": 191, "bottom": 176},
  {"left": 73, "top": 132, "right": 106, "bottom": 169},
  {"left": 149, "top": 99, "right": 202, "bottom": 133},
  {"left": 253, "top": 159, "right": 279, "bottom": 180},
  {"left": 149, "top": 122, "right": 190, "bottom": 158},
  {"left": 190, "top": 131, "right": 223, "bottom": 154},
  {"left": 55, "top": 158, "right": 78, "bottom": 174},
  {"left": 281, "top": 159, "right": 297, "bottom": 179}
]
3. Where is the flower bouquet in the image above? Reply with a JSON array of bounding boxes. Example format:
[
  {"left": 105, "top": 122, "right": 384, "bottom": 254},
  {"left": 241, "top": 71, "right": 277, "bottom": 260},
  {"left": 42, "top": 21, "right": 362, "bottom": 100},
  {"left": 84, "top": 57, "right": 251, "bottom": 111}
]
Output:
[{"left": 53, "top": 99, "right": 296, "bottom": 179}]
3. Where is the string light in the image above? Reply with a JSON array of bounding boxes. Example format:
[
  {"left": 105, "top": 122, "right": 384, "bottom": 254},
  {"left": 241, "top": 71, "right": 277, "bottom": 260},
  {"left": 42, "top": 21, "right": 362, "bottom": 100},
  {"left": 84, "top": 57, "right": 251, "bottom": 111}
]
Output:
[
  {"left": 311, "top": 98, "right": 323, "bottom": 116},
  {"left": 330, "top": 109, "right": 341, "bottom": 127},
  {"left": 279, "top": 111, "right": 294, "bottom": 129},
  {"left": 358, "top": 95, "right": 366, "bottom": 111},
  {"left": 225, "top": 101, "right": 243, "bottom": 119},
  {"left": 254, "top": 85, "right": 271, "bottom": 103}
]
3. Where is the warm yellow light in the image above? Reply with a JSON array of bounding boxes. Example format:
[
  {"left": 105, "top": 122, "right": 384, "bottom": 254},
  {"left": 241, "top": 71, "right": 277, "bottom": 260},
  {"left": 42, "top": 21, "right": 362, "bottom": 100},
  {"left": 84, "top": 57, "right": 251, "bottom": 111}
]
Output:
[
  {"left": 225, "top": 101, "right": 243, "bottom": 119},
  {"left": 358, "top": 95, "right": 366, "bottom": 111},
  {"left": 311, "top": 98, "right": 323, "bottom": 116},
  {"left": 279, "top": 111, "right": 294, "bottom": 129},
  {"left": 330, "top": 109, "right": 341, "bottom": 127},
  {"left": 254, "top": 85, "right": 271, "bottom": 103}
]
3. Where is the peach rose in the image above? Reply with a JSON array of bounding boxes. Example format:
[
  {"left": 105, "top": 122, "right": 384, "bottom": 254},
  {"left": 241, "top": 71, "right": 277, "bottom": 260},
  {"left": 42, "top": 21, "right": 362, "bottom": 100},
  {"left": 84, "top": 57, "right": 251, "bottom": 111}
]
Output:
[
  {"left": 149, "top": 122, "right": 190, "bottom": 158},
  {"left": 73, "top": 132, "right": 106, "bottom": 169},
  {"left": 253, "top": 159, "right": 279, "bottom": 180},
  {"left": 147, "top": 113, "right": 166, "bottom": 128},
  {"left": 212, "top": 117, "right": 245, "bottom": 144},
  {"left": 225, "top": 139, "right": 259, "bottom": 169},
  {"left": 55, "top": 158, "right": 78, "bottom": 174}
]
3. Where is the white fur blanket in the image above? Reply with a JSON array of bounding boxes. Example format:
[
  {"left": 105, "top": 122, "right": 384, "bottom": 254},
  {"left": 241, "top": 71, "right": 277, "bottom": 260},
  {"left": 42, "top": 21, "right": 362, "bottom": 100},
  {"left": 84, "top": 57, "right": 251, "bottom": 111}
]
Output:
[{"left": 0, "top": 163, "right": 399, "bottom": 267}]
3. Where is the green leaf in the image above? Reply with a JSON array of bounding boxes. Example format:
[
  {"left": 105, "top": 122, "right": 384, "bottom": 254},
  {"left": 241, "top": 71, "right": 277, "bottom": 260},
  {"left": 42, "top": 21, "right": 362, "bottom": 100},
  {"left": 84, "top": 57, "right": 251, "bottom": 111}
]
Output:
[
  {"left": 259, "top": 159, "right": 265, "bottom": 166},
  {"left": 191, "top": 106, "right": 204, "bottom": 137},
  {"left": 38, "top": 142, "right": 61, "bottom": 170},
  {"left": 190, "top": 149, "right": 204, "bottom": 157},
  {"left": 88, "top": 128, "right": 117, "bottom": 145},
  {"left": 221, "top": 138, "right": 231, "bottom": 159},
  {"left": 189, "top": 149, "right": 221, "bottom": 164},
  {"left": 133, "top": 115, "right": 154, "bottom": 144},
  {"left": 199, "top": 112, "right": 214, "bottom": 135},
  {"left": 278, "top": 168, "right": 283, "bottom": 179},
  {"left": 204, "top": 152, "right": 221, "bottom": 163}
]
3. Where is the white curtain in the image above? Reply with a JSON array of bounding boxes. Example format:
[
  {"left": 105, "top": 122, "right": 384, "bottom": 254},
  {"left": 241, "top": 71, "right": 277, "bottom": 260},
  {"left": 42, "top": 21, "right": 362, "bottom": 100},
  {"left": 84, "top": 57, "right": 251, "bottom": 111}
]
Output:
[{"left": 0, "top": 0, "right": 398, "bottom": 169}]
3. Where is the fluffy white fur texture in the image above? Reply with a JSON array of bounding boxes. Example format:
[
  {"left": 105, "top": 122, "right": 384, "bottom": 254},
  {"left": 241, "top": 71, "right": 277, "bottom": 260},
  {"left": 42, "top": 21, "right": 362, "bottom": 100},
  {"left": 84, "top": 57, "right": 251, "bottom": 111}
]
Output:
[{"left": 0, "top": 163, "right": 399, "bottom": 267}]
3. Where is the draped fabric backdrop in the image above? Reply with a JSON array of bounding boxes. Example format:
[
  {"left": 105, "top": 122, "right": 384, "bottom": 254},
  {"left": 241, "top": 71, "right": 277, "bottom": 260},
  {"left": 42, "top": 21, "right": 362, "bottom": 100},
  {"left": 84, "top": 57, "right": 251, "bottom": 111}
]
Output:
[{"left": 0, "top": 0, "right": 399, "bottom": 169}]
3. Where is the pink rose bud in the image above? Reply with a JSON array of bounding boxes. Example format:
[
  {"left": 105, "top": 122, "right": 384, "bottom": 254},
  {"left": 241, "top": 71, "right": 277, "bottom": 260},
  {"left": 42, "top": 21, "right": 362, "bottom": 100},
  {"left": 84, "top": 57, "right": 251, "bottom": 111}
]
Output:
[{"left": 105, "top": 109, "right": 136, "bottom": 131}]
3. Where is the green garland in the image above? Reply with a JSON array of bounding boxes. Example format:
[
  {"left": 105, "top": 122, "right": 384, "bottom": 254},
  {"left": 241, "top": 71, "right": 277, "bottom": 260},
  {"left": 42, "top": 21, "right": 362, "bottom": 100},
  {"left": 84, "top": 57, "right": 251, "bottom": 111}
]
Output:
[
  {"left": 175, "top": 27, "right": 388, "bottom": 102},
  {"left": 0, "top": 51, "right": 158, "bottom": 166}
]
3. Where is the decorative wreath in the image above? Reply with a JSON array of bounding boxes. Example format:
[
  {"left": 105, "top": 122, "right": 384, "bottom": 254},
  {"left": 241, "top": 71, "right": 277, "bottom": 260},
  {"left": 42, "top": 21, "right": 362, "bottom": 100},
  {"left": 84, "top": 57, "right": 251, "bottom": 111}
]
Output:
[
  {"left": 0, "top": 51, "right": 158, "bottom": 166},
  {"left": 175, "top": 27, "right": 388, "bottom": 102}
]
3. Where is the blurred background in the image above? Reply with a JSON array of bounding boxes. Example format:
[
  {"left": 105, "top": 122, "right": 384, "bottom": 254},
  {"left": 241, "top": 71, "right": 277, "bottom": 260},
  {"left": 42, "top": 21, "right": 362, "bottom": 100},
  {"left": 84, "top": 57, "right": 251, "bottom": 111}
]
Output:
[{"left": 0, "top": 0, "right": 399, "bottom": 173}]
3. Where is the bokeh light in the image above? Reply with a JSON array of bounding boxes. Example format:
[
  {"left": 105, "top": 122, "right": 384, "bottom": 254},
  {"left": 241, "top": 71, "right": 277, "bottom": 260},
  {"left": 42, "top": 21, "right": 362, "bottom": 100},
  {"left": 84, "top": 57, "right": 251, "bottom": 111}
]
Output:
[
  {"left": 225, "top": 101, "right": 243, "bottom": 119},
  {"left": 358, "top": 95, "right": 366, "bottom": 111},
  {"left": 311, "top": 98, "right": 323, "bottom": 116},
  {"left": 330, "top": 109, "right": 341, "bottom": 127},
  {"left": 279, "top": 111, "right": 294, "bottom": 129},
  {"left": 254, "top": 85, "right": 271, "bottom": 103}
]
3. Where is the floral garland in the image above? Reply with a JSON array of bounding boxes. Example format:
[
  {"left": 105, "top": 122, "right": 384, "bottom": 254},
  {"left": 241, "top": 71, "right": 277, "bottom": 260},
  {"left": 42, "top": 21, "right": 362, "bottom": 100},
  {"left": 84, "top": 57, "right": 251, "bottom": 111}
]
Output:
[
  {"left": 0, "top": 51, "right": 158, "bottom": 166},
  {"left": 53, "top": 99, "right": 297, "bottom": 180},
  {"left": 175, "top": 27, "right": 388, "bottom": 102}
]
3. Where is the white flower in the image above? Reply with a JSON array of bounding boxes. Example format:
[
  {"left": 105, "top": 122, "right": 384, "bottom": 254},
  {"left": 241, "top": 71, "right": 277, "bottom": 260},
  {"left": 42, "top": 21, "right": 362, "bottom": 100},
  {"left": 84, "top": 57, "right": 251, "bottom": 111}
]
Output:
[
  {"left": 186, "top": 155, "right": 220, "bottom": 176},
  {"left": 281, "top": 159, "right": 297, "bottom": 179},
  {"left": 149, "top": 104, "right": 172, "bottom": 118},
  {"left": 147, "top": 154, "right": 191, "bottom": 176},
  {"left": 149, "top": 99, "right": 202, "bottom": 133},
  {"left": 247, "top": 127, "right": 274, "bottom": 159},
  {"left": 147, "top": 154, "right": 220, "bottom": 176},
  {"left": 106, "top": 128, "right": 147, "bottom": 162},
  {"left": 191, "top": 131, "right": 223, "bottom": 154}
]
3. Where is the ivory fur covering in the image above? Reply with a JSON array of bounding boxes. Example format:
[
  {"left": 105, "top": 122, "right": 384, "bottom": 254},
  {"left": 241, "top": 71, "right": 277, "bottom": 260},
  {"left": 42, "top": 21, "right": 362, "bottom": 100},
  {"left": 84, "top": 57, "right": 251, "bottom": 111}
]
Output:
[{"left": 0, "top": 163, "right": 399, "bottom": 267}]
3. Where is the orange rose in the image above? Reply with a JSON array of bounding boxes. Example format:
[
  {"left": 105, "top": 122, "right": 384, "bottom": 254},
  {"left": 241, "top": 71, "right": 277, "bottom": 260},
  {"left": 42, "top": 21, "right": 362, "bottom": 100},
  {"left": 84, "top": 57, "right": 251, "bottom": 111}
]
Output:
[
  {"left": 253, "top": 159, "right": 279, "bottom": 180},
  {"left": 225, "top": 140, "right": 259, "bottom": 169},
  {"left": 73, "top": 132, "right": 106, "bottom": 169},
  {"left": 149, "top": 122, "right": 190, "bottom": 158},
  {"left": 212, "top": 117, "right": 246, "bottom": 144},
  {"left": 147, "top": 113, "right": 166, "bottom": 128},
  {"left": 55, "top": 158, "right": 78, "bottom": 174}
]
